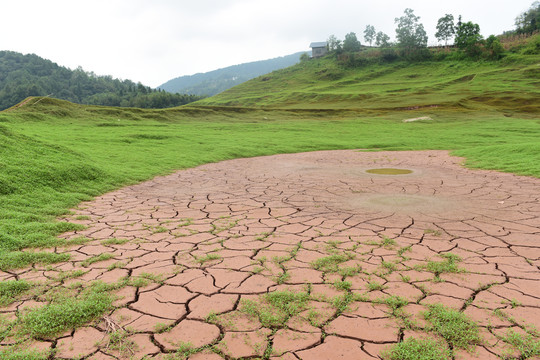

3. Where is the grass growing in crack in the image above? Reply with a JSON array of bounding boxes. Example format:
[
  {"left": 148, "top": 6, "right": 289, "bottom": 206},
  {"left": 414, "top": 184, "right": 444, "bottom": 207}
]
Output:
[
  {"left": 20, "top": 289, "right": 113, "bottom": 339},
  {"left": 128, "top": 272, "right": 164, "bottom": 288},
  {"left": 0, "top": 280, "right": 33, "bottom": 307},
  {"left": 58, "top": 236, "right": 93, "bottom": 247},
  {"left": 338, "top": 264, "right": 362, "bottom": 278},
  {"left": 101, "top": 238, "right": 131, "bottom": 245},
  {"left": 500, "top": 329, "right": 540, "bottom": 359},
  {"left": 367, "top": 281, "right": 386, "bottom": 291},
  {"left": 273, "top": 271, "right": 291, "bottom": 285},
  {"left": 381, "top": 337, "right": 451, "bottom": 360},
  {"left": 240, "top": 290, "right": 310, "bottom": 328},
  {"left": 154, "top": 322, "right": 174, "bottom": 333},
  {"left": 397, "top": 245, "right": 412, "bottom": 257},
  {"left": 80, "top": 253, "right": 115, "bottom": 267},
  {"left": 165, "top": 341, "right": 201, "bottom": 360},
  {"left": 143, "top": 224, "right": 169, "bottom": 234},
  {"left": 251, "top": 266, "right": 265, "bottom": 274},
  {"left": 333, "top": 280, "right": 352, "bottom": 291},
  {"left": 210, "top": 219, "right": 238, "bottom": 235},
  {"left": 311, "top": 252, "right": 355, "bottom": 273},
  {"left": 506, "top": 298, "right": 522, "bottom": 309},
  {"left": 419, "top": 253, "right": 465, "bottom": 279},
  {"left": 422, "top": 304, "right": 481, "bottom": 351},
  {"left": 107, "top": 261, "right": 127, "bottom": 270},
  {"left": 195, "top": 253, "right": 222, "bottom": 265},
  {"left": 331, "top": 292, "right": 356, "bottom": 316},
  {"left": 105, "top": 329, "right": 138, "bottom": 357},
  {"left": 381, "top": 261, "right": 398, "bottom": 273},
  {"left": 52, "top": 269, "right": 86, "bottom": 282},
  {"left": 0, "top": 252, "right": 70, "bottom": 272},
  {"left": 424, "top": 229, "right": 442, "bottom": 236},
  {"left": 255, "top": 231, "right": 273, "bottom": 241},
  {"left": 74, "top": 215, "right": 90, "bottom": 220},
  {"left": 381, "top": 236, "right": 397, "bottom": 248},
  {"left": 381, "top": 295, "right": 409, "bottom": 316},
  {"left": 177, "top": 218, "right": 193, "bottom": 228},
  {"left": 325, "top": 239, "right": 342, "bottom": 251},
  {"left": 0, "top": 347, "right": 52, "bottom": 360}
]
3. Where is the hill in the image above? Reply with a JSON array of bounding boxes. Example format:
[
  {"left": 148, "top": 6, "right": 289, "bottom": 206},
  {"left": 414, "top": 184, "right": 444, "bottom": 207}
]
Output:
[
  {"left": 196, "top": 40, "right": 540, "bottom": 115},
  {"left": 0, "top": 51, "right": 202, "bottom": 110},
  {"left": 158, "top": 52, "right": 305, "bottom": 96}
]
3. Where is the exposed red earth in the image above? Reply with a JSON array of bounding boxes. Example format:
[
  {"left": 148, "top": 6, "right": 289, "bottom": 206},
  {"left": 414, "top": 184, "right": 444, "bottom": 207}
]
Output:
[{"left": 3, "top": 150, "right": 540, "bottom": 359}]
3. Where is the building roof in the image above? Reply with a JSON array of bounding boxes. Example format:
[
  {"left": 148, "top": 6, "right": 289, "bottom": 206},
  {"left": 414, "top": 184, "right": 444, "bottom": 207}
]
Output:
[{"left": 310, "top": 42, "right": 327, "bottom": 48}]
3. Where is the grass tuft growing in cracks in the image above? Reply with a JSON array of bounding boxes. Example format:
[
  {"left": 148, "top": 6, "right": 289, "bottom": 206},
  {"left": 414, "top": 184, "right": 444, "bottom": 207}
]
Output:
[{"left": 381, "top": 337, "right": 452, "bottom": 360}]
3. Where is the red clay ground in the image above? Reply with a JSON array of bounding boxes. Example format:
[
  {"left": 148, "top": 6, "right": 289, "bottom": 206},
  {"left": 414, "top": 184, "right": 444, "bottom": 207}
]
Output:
[{"left": 3, "top": 150, "right": 540, "bottom": 359}]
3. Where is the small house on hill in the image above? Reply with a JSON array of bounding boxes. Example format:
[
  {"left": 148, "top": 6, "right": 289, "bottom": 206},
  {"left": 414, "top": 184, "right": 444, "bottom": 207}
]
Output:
[{"left": 310, "top": 42, "right": 327, "bottom": 58}]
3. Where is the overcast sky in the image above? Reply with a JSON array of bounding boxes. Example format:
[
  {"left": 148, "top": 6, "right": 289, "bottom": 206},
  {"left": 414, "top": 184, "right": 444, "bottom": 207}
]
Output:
[{"left": 1, "top": 0, "right": 534, "bottom": 87}]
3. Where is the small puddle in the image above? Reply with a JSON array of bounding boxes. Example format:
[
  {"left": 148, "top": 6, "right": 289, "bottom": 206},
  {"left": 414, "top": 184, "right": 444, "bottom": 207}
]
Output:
[{"left": 366, "top": 168, "right": 413, "bottom": 175}]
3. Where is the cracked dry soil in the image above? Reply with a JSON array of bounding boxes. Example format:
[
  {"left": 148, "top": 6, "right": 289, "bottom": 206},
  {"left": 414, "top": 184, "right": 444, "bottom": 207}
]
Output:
[{"left": 4, "top": 150, "right": 540, "bottom": 359}]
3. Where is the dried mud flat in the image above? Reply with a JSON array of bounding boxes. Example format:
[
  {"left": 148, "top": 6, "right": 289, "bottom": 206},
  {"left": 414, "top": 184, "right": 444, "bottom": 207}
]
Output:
[{"left": 4, "top": 150, "right": 540, "bottom": 359}]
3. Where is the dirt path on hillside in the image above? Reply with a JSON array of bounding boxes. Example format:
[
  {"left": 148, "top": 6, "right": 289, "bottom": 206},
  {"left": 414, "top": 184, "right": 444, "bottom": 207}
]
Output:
[{"left": 3, "top": 150, "right": 540, "bottom": 359}]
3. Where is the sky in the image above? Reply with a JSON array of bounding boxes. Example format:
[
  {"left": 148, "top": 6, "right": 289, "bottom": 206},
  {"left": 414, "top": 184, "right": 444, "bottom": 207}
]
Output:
[{"left": 1, "top": 0, "right": 534, "bottom": 87}]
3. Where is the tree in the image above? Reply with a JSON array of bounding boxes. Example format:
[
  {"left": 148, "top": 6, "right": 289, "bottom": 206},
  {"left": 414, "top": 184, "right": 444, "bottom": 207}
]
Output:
[
  {"left": 375, "top": 31, "right": 391, "bottom": 47},
  {"left": 485, "top": 35, "right": 505, "bottom": 59},
  {"left": 343, "top": 32, "right": 361, "bottom": 52},
  {"left": 300, "top": 52, "right": 310, "bottom": 62},
  {"left": 435, "top": 14, "right": 455, "bottom": 46},
  {"left": 364, "top": 25, "right": 376, "bottom": 46},
  {"left": 327, "top": 34, "right": 342, "bottom": 52},
  {"left": 395, "top": 8, "right": 428, "bottom": 53},
  {"left": 515, "top": 1, "right": 540, "bottom": 34},
  {"left": 455, "top": 20, "right": 483, "bottom": 57}
]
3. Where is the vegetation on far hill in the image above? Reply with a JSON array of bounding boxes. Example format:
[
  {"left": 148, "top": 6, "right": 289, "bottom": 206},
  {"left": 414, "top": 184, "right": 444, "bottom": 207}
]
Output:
[{"left": 0, "top": 51, "right": 202, "bottom": 110}]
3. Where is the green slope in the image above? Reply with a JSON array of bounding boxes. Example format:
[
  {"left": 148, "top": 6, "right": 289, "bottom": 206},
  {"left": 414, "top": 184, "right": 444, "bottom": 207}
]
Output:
[{"left": 196, "top": 53, "right": 540, "bottom": 114}]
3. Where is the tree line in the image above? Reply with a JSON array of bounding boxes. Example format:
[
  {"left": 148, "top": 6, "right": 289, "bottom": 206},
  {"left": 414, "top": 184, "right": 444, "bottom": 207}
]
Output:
[
  {"left": 0, "top": 51, "right": 203, "bottom": 111},
  {"left": 317, "top": 2, "right": 539, "bottom": 64}
]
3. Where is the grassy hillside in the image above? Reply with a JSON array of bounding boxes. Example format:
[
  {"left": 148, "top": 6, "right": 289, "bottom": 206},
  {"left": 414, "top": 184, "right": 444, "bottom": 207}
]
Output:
[{"left": 197, "top": 52, "right": 540, "bottom": 114}]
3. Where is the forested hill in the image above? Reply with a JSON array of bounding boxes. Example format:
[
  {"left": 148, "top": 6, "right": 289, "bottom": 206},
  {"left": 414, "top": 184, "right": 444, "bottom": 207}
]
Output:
[
  {"left": 0, "top": 51, "right": 202, "bottom": 110},
  {"left": 158, "top": 52, "right": 306, "bottom": 96}
]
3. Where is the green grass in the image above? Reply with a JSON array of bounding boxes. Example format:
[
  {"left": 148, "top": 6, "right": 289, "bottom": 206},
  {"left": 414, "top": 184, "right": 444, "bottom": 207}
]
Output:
[
  {"left": 311, "top": 252, "right": 355, "bottom": 273},
  {"left": 0, "top": 280, "right": 32, "bottom": 306},
  {"left": 80, "top": 253, "right": 115, "bottom": 267},
  {"left": 240, "top": 290, "right": 310, "bottom": 328},
  {"left": 500, "top": 329, "right": 540, "bottom": 359},
  {"left": 0, "top": 348, "right": 51, "bottom": 360},
  {"left": 381, "top": 337, "right": 451, "bottom": 360},
  {"left": 20, "top": 290, "right": 113, "bottom": 338},
  {"left": 422, "top": 304, "right": 481, "bottom": 351},
  {"left": 419, "top": 253, "right": 466, "bottom": 279},
  {"left": 195, "top": 253, "right": 222, "bottom": 264}
]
